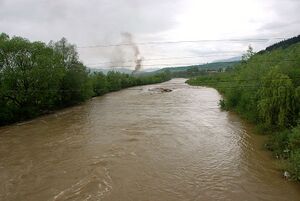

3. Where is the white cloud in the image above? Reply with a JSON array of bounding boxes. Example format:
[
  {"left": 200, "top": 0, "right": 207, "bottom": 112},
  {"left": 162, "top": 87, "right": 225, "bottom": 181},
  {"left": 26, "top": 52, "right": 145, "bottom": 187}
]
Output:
[{"left": 0, "top": 0, "right": 299, "bottom": 69}]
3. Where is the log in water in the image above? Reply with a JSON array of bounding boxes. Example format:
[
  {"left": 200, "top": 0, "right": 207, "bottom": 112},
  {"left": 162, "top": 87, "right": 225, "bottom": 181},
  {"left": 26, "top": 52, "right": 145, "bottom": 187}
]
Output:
[{"left": 0, "top": 79, "right": 300, "bottom": 201}]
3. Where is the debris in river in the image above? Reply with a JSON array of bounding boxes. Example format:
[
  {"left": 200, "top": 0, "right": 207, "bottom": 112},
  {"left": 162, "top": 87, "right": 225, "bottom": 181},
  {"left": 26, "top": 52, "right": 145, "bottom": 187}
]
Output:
[
  {"left": 148, "top": 88, "right": 172, "bottom": 93},
  {"left": 283, "top": 171, "right": 290, "bottom": 179}
]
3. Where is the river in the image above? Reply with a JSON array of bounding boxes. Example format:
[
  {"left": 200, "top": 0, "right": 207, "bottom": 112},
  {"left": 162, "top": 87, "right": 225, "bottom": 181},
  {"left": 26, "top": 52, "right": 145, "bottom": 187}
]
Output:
[{"left": 0, "top": 78, "right": 299, "bottom": 201}]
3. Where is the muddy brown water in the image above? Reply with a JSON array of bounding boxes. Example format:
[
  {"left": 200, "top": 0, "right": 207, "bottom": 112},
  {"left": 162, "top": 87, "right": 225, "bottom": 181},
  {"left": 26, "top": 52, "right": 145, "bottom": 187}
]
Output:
[{"left": 1, "top": 78, "right": 300, "bottom": 201}]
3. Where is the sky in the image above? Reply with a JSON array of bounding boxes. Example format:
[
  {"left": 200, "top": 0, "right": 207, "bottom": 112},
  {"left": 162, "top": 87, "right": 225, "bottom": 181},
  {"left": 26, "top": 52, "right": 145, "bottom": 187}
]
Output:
[{"left": 0, "top": 0, "right": 300, "bottom": 70}]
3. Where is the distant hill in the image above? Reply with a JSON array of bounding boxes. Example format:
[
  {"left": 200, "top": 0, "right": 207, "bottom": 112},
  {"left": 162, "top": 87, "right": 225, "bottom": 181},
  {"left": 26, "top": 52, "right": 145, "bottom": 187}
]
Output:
[
  {"left": 138, "top": 61, "right": 240, "bottom": 78},
  {"left": 88, "top": 67, "right": 161, "bottom": 74},
  {"left": 88, "top": 67, "right": 133, "bottom": 74},
  {"left": 153, "top": 61, "right": 240, "bottom": 74},
  {"left": 214, "top": 56, "right": 242, "bottom": 62}
]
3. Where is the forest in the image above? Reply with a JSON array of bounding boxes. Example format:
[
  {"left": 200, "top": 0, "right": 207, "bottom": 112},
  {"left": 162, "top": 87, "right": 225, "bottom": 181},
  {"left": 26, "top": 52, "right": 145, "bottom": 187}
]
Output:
[
  {"left": 0, "top": 33, "right": 171, "bottom": 125},
  {"left": 187, "top": 36, "right": 300, "bottom": 180}
]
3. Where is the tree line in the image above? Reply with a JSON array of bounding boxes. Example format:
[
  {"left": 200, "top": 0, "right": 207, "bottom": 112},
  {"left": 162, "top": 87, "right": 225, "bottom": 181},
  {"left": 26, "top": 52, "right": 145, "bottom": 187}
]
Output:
[
  {"left": 0, "top": 33, "right": 171, "bottom": 125},
  {"left": 187, "top": 38, "right": 300, "bottom": 181},
  {"left": 156, "top": 61, "right": 239, "bottom": 78}
]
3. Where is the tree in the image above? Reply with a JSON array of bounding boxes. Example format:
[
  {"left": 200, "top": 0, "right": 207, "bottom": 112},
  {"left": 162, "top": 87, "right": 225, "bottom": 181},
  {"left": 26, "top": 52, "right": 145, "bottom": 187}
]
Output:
[
  {"left": 0, "top": 33, "right": 171, "bottom": 125},
  {"left": 90, "top": 72, "right": 108, "bottom": 96},
  {"left": 51, "top": 38, "right": 93, "bottom": 105},
  {"left": 242, "top": 45, "right": 255, "bottom": 61},
  {"left": 258, "top": 69, "right": 295, "bottom": 128},
  {"left": 0, "top": 35, "right": 65, "bottom": 121}
]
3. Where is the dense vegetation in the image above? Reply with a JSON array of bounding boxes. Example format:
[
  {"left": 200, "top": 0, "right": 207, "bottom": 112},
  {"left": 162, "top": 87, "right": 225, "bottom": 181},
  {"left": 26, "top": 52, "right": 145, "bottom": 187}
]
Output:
[
  {"left": 187, "top": 36, "right": 300, "bottom": 180},
  {"left": 0, "top": 33, "right": 171, "bottom": 125}
]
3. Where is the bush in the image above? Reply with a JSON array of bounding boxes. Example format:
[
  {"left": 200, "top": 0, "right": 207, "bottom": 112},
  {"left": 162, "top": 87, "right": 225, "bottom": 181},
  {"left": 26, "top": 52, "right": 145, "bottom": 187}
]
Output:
[
  {"left": 288, "top": 150, "right": 300, "bottom": 181},
  {"left": 268, "top": 130, "right": 290, "bottom": 159}
]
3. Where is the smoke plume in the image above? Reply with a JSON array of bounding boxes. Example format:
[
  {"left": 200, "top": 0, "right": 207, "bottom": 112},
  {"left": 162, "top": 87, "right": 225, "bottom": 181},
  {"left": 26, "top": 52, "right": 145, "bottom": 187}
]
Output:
[{"left": 110, "top": 32, "right": 143, "bottom": 73}]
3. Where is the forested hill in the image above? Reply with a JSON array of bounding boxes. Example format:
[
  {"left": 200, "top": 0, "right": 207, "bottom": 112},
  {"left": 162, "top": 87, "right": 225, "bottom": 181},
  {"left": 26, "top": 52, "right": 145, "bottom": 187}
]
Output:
[
  {"left": 155, "top": 61, "right": 239, "bottom": 73},
  {"left": 258, "top": 35, "right": 300, "bottom": 54},
  {"left": 187, "top": 35, "right": 300, "bottom": 181},
  {"left": 149, "top": 61, "right": 239, "bottom": 78}
]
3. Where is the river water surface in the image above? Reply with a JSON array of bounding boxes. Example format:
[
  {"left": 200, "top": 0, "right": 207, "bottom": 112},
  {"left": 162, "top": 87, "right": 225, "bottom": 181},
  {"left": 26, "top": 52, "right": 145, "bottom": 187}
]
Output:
[{"left": 1, "top": 78, "right": 300, "bottom": 201}]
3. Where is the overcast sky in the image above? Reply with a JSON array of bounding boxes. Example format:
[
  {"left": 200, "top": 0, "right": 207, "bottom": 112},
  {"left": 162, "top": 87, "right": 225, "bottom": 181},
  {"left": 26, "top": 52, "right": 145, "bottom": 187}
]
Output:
[{"left": 1, "top": 0, "right": 300, "bottom": 70}]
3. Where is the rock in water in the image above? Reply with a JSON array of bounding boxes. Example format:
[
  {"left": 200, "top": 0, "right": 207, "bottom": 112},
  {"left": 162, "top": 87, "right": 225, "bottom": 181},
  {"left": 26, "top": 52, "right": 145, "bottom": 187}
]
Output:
[{"left": 148, "top": 88, "right": 172, "bottom": 93}]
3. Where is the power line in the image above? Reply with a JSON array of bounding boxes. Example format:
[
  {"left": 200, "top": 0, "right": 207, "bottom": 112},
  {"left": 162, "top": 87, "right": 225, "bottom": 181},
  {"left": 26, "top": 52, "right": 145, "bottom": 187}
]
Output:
[
  {"left": 87, "top": 59, "right": 299, "bottom": 68},
  {"left": 77, "top": 38, "right": 285, "bottom": 49},
  {"left": 88, "top": 61, "right": 230, "bottom": 68},
  {"left": 84, "top": 51, "right": 299, "bottom": 66},
  {"left": 85, "top": 52, "right": 243, "bottom": 66}
]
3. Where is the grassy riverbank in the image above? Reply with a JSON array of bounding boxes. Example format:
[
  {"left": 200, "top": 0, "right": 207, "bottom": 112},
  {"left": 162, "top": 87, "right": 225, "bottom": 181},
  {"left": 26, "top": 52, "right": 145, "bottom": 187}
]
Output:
[
  {"left": 187, "top": 35, "right": 300, "bottom": 181},
  {"left": 0, "top": 33, "right": 171, "bottom": 126}
]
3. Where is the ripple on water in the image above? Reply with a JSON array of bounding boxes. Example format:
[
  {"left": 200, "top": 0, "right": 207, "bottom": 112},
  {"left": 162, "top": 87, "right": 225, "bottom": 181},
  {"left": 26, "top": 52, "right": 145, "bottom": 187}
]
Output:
[{"left": 52, "top": 167, "right": 112, "bottom": 201}]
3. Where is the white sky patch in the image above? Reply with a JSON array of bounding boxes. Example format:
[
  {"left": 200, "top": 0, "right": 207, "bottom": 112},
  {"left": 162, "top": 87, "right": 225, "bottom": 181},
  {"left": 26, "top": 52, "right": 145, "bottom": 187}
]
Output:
[{"left": 0, "top": 0, "right": 299, "bottom": 70}]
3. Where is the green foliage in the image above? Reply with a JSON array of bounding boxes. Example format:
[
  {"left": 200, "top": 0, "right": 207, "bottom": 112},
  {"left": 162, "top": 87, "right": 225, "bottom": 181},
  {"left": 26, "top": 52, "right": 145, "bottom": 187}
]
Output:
[
  {"left": 0, "top": 35, "right": 65, "bottom": 121},
  {"left": 287, "top": 126, "right": 300, "bottom": 180},
  {"left": 90, "top": 72, "right": 108, "bottom": 96},
  {"left": 288, "top": 150, "right": 300, "bottom": 181},
  {"left": 0, "top": 33, "right": 170, "bottom": 125},
  {"left": 218, "top": 99, "right": 227, "bottom": 110},
  {"left": 242, "top": 45, "right": 255, "bottom": 61},
  {"left": 271, "top": 126, "right": 300, "bottom": 180},
  {"left": 268, "top": 130, "right": 290, "bottom": 159},
  {"left": 258, "top": 69, "right": 295, "bottom": 128},
  {"left": 258, "top": 35, "right": 300, "bottom": 54},
  {"left": 187, "top": 38, "right": 300, "bottom": 180},
  {"left": 289, "top": 126, "right": 300, "bottom": 151}
]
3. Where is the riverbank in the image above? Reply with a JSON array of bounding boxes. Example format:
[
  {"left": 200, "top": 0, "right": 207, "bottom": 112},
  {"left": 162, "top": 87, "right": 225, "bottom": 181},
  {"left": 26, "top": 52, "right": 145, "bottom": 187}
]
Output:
[
  {"left": 0, "top": 76, "right": 171, "bottom": 128},
  {"left": 0, "top": 33, "right": 172, "bottom": 127},
  {"left": 186, "top": 77, "right": 300, "bottom": 182},
  {"left": 185, "top": 38, "right": 300, "bottom": 181}
]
